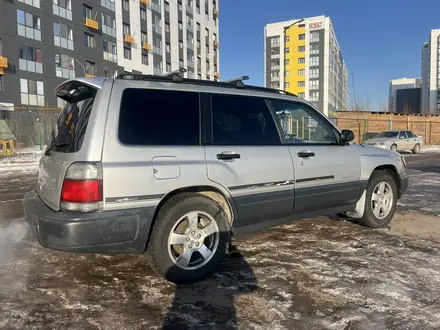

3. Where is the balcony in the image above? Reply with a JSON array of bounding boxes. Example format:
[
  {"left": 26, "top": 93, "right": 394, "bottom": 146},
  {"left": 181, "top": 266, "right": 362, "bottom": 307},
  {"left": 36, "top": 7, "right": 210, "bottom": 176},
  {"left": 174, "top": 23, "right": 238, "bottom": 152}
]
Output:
[
  {"left": 140, "top": 0, "right": 150, "bottom": 5},
  {"left": 214, "top": 41, "right": 219, "bottom": 49},
  {"left": 85, "top": 18, "right": 99, "bottom": 30},
  {"left": 187, "top": 24, "right": 194, "bottom": 33},
  {"left": 0, "top": 56, "right": 8, "bottom": 69},
  {"left": 124, "top": 34, "right": 135, "bottom": 44},
  {"left": 152, "top": 24, "right": 162, "bottom": 34},
  {"left": 143, "top": 42, "right": 152, "bottom": 51}
]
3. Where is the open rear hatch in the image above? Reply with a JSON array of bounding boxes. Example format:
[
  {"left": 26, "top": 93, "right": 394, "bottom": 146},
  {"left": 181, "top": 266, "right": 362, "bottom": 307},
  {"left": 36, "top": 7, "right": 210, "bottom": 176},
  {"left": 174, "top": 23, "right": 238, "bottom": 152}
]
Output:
[{"left": 37, "top": 80, "right": 99, "bottom": 211}]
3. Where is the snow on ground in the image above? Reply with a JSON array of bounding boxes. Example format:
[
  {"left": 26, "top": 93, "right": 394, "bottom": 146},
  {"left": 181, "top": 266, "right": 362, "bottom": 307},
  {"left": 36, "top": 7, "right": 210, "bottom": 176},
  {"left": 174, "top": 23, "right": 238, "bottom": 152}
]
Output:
[
  {"left": 421, "top": 145, "right": 440, "bottom": 153},
  {"left": 0, "top": 146, "right": 43, "bottom": 168},
  {"left": 398, "top": 169, "right": 440, "bottom": 216}
]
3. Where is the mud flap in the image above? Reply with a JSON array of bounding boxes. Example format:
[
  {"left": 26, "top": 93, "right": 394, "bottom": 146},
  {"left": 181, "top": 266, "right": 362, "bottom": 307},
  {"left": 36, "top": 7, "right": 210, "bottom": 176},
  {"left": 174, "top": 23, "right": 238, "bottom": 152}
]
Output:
[{"left": 346, "top": 190, "right": 366, "bottom": 218}]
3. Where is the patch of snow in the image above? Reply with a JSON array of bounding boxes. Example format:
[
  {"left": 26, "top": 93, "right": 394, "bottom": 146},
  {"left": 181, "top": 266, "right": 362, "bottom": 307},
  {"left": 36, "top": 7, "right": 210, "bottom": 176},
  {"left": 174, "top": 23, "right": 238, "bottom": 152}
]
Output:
[{"left": 420, "top": 145, "right": 440, "bottom": 153}]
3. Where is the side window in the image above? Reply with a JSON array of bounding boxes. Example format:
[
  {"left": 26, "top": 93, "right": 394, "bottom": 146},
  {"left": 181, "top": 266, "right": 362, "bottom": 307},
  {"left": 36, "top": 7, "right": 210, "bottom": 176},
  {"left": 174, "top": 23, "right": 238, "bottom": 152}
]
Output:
[
  {"left": 407, "top": 131, "right": 416, "bottom": 138},
  {"left": 399, "top": 131, "right": 408, "bottom": 139},
  {"left": 118, "top": 89, "right": 200, "bottom": 145},
  {"left": 270, "top": 100, "right": 338, "bottom": 144},
  {"left": 211, "top": 95, "right": 281, "bottom": 145}
]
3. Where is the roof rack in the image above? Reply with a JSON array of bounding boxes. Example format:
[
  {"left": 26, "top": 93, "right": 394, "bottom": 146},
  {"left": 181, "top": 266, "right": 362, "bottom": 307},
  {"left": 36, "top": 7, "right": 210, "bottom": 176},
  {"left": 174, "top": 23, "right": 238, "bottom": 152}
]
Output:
[{"left": 115, "top": 71, "right": 298, "bottom": 97}]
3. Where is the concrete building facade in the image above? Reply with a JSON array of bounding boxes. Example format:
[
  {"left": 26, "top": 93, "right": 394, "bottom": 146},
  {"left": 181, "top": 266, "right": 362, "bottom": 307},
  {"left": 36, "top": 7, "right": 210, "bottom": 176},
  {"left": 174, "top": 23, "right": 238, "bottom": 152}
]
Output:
[
  {"left": 0, "top": 0, "right": 220, "bottom": 110},
  {"left": 388, "top": 78, "right": 421, "bottom": 112},
  {"left": 264, "top": 15, "right": 348, "bottom": 116},
  {"left": 421, "top": 29, "right": 440, "bottom": 115}
]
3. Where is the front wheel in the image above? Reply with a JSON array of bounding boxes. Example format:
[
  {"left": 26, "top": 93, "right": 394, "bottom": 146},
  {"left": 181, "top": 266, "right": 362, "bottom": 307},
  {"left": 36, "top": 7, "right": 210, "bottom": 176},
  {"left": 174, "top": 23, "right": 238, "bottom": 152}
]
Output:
[
  {"left": 412, "top": 143, "right": 420, "bottom": 154},
  {"left": 147, "top": 193, "right": 230, "bottom": 285},
  {"left": 357, "top": 171, "right": 397, "bottom": 228}
]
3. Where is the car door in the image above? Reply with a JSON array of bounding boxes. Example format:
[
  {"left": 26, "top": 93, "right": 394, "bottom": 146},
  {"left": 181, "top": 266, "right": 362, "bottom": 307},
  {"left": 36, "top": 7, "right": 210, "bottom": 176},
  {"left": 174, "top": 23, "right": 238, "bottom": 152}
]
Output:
[
  {"left": 268, "top": 100, "right": 362, "bottom": 214},
  {"left": 397, "top": 131, "right": 409, "bottom": 150},
  {"left": 203, "top": 93, "right": 295, "bottom": 229},
  {"left": 405, "top": 130, "right": 418, "bottom": 149}
]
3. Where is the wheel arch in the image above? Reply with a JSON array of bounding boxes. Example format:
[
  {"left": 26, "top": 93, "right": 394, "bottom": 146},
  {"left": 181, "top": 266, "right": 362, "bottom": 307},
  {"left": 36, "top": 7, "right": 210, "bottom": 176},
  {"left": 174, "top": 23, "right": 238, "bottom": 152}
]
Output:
[{"left": 372, "top": 164, "right": 400, "bottom": 193}]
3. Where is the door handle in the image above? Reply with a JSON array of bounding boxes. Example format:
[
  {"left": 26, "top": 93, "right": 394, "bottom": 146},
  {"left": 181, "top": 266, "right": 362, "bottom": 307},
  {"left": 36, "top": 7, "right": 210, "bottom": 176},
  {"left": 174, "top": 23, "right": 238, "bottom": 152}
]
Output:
[
  {"left": 217, "top": 152, "right": 241, "bottom": 160},
  {"left": 297, "top": 150, "right": 315, "bottom": 158}
]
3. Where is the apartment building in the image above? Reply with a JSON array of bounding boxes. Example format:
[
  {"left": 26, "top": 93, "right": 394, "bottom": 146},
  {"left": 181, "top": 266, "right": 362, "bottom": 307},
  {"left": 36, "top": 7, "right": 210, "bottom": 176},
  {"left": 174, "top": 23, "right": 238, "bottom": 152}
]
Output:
[
  {"left": 0, "top": 0, "right": 220, "bottom": 110},
  {"left": 264, "top": 16, "right": 348, "bottom": 116},
  {"left": 421, "top": 29, "right": 440, "bottom": 114},
  {"left": 388, "top": 78, "right": 421, "bottom": 113}
]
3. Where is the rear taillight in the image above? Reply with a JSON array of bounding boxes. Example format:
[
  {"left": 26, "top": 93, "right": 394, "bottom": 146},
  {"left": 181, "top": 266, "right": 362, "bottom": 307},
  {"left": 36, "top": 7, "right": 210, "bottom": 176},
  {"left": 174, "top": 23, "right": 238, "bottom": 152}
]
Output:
[{"left": 61, "top": 162, "right": 103, "bottom": 212}]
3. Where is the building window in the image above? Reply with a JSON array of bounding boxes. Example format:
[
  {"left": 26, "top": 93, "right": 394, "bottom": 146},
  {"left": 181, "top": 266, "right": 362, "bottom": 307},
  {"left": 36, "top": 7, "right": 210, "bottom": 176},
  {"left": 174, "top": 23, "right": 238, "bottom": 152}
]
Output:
[
  {"left": 285, "top": 71, "right": 289, "bottom": 77},
  {"left": 310, "top": 43, "right": 319, "bottom": 55},
  {"left": 54, "top": 22, "right": 74, "bottom": 50},
  {"left": 53, "top": 0, "right": 72, "bottom": 20},
  {"left": 102, "top": 14, "right": 116, "bottom": 37},
  {"left": 104, "top": 67, "right": 115, "bottom": 78},
  {"left": 85, "top": 61, "right": 97, "bottom": 75},
  {"left": 103, "top": 40, "right": 117, "bottom": 63},
  {"left": 165, "top": 23, "right": 170, "bottom": 33},
  {"left": 166, "top": 62, "right": 171, "bottom": 72},
  {"left": 83, "top": 4, "right": 93, "bottom": 18},
  {"left": 141, "top": 32, "right": 148, "bottom": 44},
  {"left": 142, "top": 53, "right": 149, "bottom": 65},
  {"left": 17, "top": 0, "right": 40, "bottom": 9},
  {"left": 20, "top": 79, "right": 44, "bottom": 106},
  {"left": 309, "top": 56, "right": 319, "bottom": 66},
  {"left": 124, "top": 47, "right": 132, "bottom": 60},
  {"left": 285, "top": 48, "right": 289, "bottom": 53},
  {"left": 141, "top": 8, "right": 147, "bottom": 20},
  {"left": 123, "top": 0, "right": 129, "bottom": 11},
  {"left": 309, "top": 91, "right": 320, "bottom": 102},
  {"left": 166, "top": 42, "right": 171, "bottom": 52},
  {"left": 101, "top": 0, "right": 116, "bottom": 11},
  {"left": 123, "top": 23, "right": 131, "bottom": 36},
  {"left": 285, "top": 59, "right": 290, "bottom": 65},
  {"left": 0, "top": 76, "right": 3, "bottom": 92},
  {"left": 298, "top": 69, "right": 305, "bottom": 76},
  {"left": 284, "top": 82, "right": 290, "bottom": 88},
  {"left": 298, "top": 92, "right": 305, "bottom": 98},
  {"left": 310, "top": 80, "right": 319, "bottom": 90},
  {"left": 310, "top": 68, "right": 319, "bottom": 78},
  {"left": 270, "top": 37, "right": 280, "bottom": 48},
  {"left": 298, "top": 57, "right": 305, "bottom": 64},
  {"left": 84, "top": 33, "right": 96, "bottom": 48},
  {"left": 165, "top": 1, "right": 170, "bottom": 11},
  {"left": 285, "top": 35, "right": 290, "bottom": 43},
  {"left": 17, "top": 10, "right": 41, "bottom": 41},
  {"left": 298, "top": 81, "right": 305, "bottom": 87},
  {"left": 55, "top": 53, "right": 75, "bottom": 79},
  {"left": 310, "top": 31, "right": 320, "bottom": 42},
  {"left": 298, "top": 45, "right": 305, "bottom": 52},
  {"left": 19, "top": 45, "right": 43, "bottom": 74},
  {"left": 298, "top": 34, "right": 305, "bottom": 40}
]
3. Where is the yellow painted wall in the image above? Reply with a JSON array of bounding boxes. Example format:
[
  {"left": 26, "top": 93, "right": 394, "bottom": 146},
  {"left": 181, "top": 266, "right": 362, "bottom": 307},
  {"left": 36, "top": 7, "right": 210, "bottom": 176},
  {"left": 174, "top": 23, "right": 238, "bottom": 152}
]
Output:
[{"left": 284, "top": 24, "right": 306, "bottom": 95}]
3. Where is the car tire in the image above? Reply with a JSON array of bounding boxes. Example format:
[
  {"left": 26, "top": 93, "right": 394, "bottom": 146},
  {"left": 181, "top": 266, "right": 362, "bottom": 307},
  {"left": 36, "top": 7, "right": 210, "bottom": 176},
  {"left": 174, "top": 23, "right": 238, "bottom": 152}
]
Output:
[
  {"left": 357, "top": 170, "right": 397, "bottom": 228},
  {"left": 390, "top": 144, "right": 397, "bottom": 152},
  {"left": 412, "top": 143, "right": 420, "bottom": 154},
  {"left": 147, "top": 193, "right": 230, "bottom": 285}
]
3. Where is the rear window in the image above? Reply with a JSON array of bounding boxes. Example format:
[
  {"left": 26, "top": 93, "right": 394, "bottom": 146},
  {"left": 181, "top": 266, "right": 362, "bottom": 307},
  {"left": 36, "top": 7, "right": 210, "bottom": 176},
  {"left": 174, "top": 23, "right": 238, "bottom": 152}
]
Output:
[
  {"left": 46, "top": 88, "right": 97, "bottom": 154},
  {"left": 118, "top": 89, "right": 200, "bottom": 145}
]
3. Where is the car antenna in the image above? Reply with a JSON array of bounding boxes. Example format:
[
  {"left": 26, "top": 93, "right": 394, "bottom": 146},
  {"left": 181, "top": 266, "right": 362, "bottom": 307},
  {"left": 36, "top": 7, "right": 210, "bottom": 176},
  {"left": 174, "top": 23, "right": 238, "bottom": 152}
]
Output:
[
  {"left": 163, "top": 67, "right": 187, "bottom": 82},
  {"left": 224, "top": 76, "right": 249, "bottom": 88}
]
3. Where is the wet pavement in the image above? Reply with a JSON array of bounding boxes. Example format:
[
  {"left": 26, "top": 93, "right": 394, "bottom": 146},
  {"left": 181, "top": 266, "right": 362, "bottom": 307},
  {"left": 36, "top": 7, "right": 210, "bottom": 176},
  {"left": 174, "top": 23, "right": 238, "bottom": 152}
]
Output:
[{"left": 1, "top": 155, "right": 440, "bottom": 329}]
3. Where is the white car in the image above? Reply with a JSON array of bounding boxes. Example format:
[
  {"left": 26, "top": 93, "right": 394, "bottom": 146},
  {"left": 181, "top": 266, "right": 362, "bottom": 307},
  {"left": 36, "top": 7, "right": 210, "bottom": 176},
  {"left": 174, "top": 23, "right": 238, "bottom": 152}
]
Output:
[{"left": 364, "top": 130, "right": 424, "bottom": 153}]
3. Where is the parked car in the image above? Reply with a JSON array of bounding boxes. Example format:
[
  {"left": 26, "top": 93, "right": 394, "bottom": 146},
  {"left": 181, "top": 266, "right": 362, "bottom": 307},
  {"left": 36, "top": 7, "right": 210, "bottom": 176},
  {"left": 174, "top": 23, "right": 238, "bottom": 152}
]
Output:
[
  {"left": 23, "top": 73, "right": 408, "bottom": 285},
  {"left": 364, "top": 130, "right": 424, "bottom": 153}
]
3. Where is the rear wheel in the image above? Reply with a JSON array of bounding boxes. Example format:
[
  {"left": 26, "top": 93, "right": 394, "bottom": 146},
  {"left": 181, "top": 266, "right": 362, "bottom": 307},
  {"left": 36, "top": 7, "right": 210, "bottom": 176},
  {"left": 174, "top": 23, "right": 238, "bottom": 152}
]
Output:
[
  {"left": 390, "top": 144, "right": 397, "bottom": 152},
  {"left": 147, "top": 193, "right": 230, "bottom": 285},
  {"left": 412, "top": 143, "right": 420, "bottom": 154},
  {"left": 357, "top": 171, "right": 397, "bottom": 228}
]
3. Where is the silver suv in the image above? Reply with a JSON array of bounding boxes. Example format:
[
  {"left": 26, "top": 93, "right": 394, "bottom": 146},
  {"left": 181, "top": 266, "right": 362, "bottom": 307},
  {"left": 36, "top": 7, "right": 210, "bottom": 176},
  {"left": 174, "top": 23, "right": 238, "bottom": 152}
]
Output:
[{"left": 24, "top": 73, "right": 408, "bottom": 284}]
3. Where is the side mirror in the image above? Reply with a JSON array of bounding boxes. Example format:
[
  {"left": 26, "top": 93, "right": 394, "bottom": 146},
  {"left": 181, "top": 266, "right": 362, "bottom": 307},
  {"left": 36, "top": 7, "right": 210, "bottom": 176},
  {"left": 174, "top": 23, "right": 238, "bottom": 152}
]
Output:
[{"left": 340, "top": 129, "right": 355, "bottom": 144}]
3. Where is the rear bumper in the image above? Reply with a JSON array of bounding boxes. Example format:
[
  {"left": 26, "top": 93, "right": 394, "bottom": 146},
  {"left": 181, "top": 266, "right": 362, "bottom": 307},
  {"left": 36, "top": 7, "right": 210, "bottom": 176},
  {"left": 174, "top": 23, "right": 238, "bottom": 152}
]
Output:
[
  {"left": 398, "top": 171, "right": 409, "bottom": 199},
  {"left": 23, "top": 190, "right": 155, "bottom": 254}
]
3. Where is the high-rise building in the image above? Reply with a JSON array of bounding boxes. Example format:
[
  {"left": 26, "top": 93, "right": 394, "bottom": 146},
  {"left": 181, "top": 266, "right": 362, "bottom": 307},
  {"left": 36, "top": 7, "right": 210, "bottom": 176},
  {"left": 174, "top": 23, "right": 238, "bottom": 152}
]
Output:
[
  {"left": 388, "top": 78, "right": 421, "bottom": 112},
  {"left": 0, "top": 0, "right": 220, "bottom": 110},
  {"left": 264, "top": 15, "right": 348, "bottom": 116},
  {"left": 421, "top": 29, "right": 440, "bottom": 115}
]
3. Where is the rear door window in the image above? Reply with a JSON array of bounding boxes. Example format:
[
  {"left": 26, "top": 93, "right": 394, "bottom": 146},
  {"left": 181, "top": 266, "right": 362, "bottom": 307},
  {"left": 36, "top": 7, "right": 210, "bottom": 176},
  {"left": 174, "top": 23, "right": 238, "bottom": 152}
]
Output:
[
  {"left": 210, "top": 95, "right": 281, "bottom": 145},
  {"left": 118, "top": 89, "right": 200, "bottom": 145},
  {"left": 46, "top": 89, "right": 97, "bottom": 154},
  {"left": 399, "top": 131, "right": 408, "bottom": 139}
]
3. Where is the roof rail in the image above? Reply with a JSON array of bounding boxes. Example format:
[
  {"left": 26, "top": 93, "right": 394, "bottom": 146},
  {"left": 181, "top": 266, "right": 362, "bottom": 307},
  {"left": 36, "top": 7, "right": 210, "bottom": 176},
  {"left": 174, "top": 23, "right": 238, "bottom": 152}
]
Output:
[
  {"left": 114, "top": 73, "right": 298, "bottom": 97},
  {"left": 162, "top": 67, "right": 187, "bottom": 82}
]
